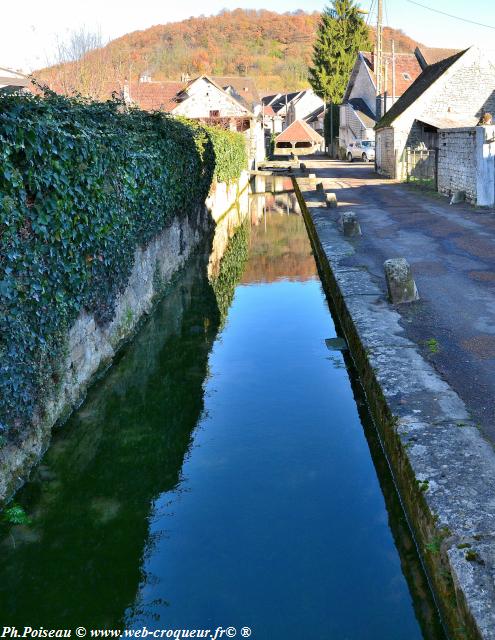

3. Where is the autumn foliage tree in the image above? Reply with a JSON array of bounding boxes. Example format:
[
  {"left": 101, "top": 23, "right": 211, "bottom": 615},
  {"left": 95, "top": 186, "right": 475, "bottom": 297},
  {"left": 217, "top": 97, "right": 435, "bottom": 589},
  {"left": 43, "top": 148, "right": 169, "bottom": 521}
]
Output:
[{"left": 33, "top": 9, "right": 420, "bottom": 98}]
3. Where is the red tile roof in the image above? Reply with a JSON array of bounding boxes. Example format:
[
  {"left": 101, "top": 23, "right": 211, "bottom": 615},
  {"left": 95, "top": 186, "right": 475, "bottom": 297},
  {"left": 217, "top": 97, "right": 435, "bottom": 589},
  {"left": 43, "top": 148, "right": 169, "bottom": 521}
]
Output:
[
  {"left": 124, "top": 81, "right": 185, "bottom": 111},
  {"left": 415, "top": 46, "right": 461, "bottom": 68},
  {"left": 362, "top": 51, "right": 422, "bottom": 96},
  {"left": 275, "top": 119, "right": 324, "bottom": 144},
  {"left": 263, "top": 105, "right": 277, "bottom": 116}
]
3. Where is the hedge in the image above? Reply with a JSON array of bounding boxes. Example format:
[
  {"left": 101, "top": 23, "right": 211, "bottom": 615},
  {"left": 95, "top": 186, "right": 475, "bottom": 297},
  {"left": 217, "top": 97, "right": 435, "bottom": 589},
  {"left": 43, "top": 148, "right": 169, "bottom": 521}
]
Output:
[{"left": 0, "top": 90, "right": 248, "bottom": 438}]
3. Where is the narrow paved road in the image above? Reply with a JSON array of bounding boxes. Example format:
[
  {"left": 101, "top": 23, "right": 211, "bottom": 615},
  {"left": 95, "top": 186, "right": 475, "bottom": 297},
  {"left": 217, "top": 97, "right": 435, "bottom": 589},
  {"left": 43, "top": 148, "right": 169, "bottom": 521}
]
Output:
[{"left": 307, "top": 158, "right": 495, "bottom": 442}]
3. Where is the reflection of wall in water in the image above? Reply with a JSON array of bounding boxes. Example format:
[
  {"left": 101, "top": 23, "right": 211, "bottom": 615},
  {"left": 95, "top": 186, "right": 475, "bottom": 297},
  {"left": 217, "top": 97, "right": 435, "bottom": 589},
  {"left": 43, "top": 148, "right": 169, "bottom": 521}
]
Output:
[{"left": 0, "top": 250, "right": 222, "bottom": 628}]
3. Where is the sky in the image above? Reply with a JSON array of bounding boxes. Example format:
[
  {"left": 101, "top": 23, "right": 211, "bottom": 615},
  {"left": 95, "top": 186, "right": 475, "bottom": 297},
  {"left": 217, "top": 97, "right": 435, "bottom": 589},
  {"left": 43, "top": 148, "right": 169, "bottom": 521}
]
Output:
[{"left": 2, "top": 0, "right": 495, "bottom": 72}]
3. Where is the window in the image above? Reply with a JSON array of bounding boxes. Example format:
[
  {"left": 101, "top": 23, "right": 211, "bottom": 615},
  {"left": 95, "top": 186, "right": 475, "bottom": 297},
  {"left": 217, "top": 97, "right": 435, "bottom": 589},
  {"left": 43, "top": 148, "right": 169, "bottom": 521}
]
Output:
[
  {"left": 209, "top": 110, "right": 220, "bottom": 118},
  {"left": 403, "top": 72, "right": 412, "bottom": 81}
]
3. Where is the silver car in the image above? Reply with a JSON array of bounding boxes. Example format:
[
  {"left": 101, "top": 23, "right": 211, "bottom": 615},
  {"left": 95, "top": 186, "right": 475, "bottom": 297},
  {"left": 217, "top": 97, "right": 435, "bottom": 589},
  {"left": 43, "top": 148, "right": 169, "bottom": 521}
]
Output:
[{"left": 346, "top": 140, "right": 375, "bottom": 163}]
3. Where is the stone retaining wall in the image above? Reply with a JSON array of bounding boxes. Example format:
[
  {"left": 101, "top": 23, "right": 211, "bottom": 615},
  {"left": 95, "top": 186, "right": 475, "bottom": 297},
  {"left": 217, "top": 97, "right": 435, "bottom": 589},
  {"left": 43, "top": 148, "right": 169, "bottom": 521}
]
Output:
[{"left": 0, "top": 172, "right": 251, "bottom": 504}]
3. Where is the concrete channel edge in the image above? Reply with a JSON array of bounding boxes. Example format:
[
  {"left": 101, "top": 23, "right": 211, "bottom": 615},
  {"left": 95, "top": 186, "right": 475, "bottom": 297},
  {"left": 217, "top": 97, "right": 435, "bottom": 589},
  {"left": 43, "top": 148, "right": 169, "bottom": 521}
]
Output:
[{"left": 292, "top": 175, "right": 495, "bottom": 640}]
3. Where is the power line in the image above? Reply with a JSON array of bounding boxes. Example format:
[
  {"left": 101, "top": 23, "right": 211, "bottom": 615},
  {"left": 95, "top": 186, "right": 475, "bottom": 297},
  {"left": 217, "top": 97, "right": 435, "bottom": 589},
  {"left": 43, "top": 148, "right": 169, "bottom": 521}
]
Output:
[
  {"left": 384, "top": 0, "right": 390, "bottom": 28},
  {"left": 366, "top": 0, "right": 376, "bottom": 27},
  {"left": 406, "top": 0, "right": 495, "bottom": 30}
]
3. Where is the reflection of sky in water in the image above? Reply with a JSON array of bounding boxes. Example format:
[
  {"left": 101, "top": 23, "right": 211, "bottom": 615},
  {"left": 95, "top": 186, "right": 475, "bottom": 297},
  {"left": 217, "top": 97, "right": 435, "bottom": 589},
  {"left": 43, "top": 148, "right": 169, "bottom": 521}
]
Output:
[{"left": 0, "top": 213, "right": 443, "bottom": 639}]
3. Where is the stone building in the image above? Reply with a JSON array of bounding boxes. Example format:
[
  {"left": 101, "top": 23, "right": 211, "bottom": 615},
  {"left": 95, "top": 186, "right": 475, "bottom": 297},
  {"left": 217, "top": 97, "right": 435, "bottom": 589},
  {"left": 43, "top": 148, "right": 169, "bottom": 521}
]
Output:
[
  {"left": 375, "top": 47, "right": 495, "bottom": 180},
  {"left": 339, "top": 51, "right": 422, "bottom": 150},
  {"left": 273, "top": 119, "right": 324, "bottom": 156}
]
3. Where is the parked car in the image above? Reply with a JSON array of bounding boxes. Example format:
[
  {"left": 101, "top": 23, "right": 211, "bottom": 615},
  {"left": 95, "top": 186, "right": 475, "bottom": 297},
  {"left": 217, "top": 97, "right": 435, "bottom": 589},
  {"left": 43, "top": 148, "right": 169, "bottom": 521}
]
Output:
[{"left": 346, "top": 140, "right": 375, "bottom": 163}]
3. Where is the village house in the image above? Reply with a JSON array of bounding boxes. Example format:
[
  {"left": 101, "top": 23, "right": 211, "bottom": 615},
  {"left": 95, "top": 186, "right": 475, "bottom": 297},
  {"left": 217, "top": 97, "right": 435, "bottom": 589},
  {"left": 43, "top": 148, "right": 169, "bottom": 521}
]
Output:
[
  {"left": 125, "top": 74, "right": 254, "bottom": 119},
  {"left": 273, "top": 119, "right": 324, "bottom": 156},
  {"left": 374, "top": 46, "right": 495, "bottom": 205},
  {"left": 304, "top": 104, "right": 325, "bottom": 136},
  {"left": 0, "top": 67, "right": 30, "bottom": 93},
  {"left": 339, "top": 51, "right": 422, "bottom": 151},
  {"left": 115, "top": 74, "right": 265, "bottom": 166},
  {"left": 262, "top": 91, "right": 302, "bottom": 124},
  {"left": 261, "top": 103, "right": 283, "bottom": 135},
  {"left": 285, "top": 89, "right": 325, "bottom": 128}
]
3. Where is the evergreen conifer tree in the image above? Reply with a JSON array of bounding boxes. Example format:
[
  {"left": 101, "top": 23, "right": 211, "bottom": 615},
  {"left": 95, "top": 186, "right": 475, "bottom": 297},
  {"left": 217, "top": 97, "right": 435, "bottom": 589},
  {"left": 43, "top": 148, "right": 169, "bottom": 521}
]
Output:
[{"left": 309, "top": 0, "right": 371, "bottom": 104}]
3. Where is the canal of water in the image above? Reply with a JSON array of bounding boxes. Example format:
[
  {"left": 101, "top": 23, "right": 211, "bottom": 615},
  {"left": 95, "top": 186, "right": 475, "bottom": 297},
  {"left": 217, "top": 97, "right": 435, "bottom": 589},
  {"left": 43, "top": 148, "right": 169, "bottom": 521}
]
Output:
[{"left": 0, "top": 183, "right": 446, "bottom": 639}]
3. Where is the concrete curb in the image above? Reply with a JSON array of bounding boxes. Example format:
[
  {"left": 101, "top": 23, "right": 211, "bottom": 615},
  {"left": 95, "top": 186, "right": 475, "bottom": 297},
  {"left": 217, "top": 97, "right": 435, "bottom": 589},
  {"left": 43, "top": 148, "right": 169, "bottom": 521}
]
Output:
[{"left": 293, "top": 176, "right": 495, "bottom": 640}]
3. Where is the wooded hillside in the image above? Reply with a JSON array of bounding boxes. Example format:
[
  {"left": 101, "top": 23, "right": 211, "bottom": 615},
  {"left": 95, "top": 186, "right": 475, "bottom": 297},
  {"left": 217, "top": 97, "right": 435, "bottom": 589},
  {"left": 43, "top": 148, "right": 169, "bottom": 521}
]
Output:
[{"left": 34, "top": 9, "right": 423, "bottom": 97}]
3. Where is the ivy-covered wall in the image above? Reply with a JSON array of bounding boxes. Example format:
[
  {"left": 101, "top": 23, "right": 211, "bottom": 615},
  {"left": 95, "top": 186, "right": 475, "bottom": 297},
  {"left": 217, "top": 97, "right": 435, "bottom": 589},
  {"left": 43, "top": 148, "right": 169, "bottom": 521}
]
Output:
[{"left": 0, "top": 91, "right": 248, "bottom": 446}]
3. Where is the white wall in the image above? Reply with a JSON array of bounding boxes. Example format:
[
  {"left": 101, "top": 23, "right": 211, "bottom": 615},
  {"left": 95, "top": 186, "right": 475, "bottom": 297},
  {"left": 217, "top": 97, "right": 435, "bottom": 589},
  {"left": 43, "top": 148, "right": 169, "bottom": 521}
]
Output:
[{"left": 173, "top": 79, "right": 249, "bottom": 118}]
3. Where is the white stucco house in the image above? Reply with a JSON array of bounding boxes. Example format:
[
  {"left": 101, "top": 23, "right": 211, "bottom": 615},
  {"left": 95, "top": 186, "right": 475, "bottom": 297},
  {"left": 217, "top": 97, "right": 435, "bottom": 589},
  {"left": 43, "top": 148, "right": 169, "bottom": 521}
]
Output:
[
  {"left": 286, "top": 89, "right": 325, "bottom": 128},
  {"left": 117, "top": 74, "right": 265, "bottom": 167}
]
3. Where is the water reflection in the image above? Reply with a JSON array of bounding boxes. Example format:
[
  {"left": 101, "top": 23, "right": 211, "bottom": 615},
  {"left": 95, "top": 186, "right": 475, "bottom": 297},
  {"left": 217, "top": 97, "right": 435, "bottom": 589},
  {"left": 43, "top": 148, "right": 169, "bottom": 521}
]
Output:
[
  {"left": 0, "top": 248, "right": 223, "bottom": 628},
  {"left": 0, "top": 185, "right": 445, "bottom": 639}
]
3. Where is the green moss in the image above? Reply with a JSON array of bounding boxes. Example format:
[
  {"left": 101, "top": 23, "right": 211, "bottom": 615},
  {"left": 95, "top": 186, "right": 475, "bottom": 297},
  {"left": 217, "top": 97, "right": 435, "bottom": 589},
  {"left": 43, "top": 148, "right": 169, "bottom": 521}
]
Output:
[
  {"left": 2, "top": 503, "right": 31, "bottom": 525},
  {"left": 425, "top": 338, "right": 440, "bottom": 354}
]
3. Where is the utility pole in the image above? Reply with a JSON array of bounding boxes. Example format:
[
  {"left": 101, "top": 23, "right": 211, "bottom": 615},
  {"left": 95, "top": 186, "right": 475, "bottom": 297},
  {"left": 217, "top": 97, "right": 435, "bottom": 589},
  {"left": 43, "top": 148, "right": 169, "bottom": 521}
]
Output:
[
  {"left": 392, "top": 40, "right": 396, "bottom": 104},
  {"left": 376, "top": 0, "right": 383, "bottom": 116}
]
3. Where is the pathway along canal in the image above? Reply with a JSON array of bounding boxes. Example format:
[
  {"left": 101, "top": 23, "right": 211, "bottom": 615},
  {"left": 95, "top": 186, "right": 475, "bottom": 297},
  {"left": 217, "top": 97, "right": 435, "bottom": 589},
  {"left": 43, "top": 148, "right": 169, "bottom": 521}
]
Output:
[{"left": 0, "top": 185, "right": 445, "bottom": 639}]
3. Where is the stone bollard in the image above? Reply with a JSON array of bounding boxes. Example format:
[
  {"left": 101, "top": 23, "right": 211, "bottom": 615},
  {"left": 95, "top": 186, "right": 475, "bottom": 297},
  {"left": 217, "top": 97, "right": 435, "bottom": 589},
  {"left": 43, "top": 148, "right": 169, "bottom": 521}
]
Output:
[
  {"left": 326, "top": 193, "right": 337, "bottom": 208},
  {"left": 308, "top": 173, "right": 317, "bottom": 185},
  {"left": 340, "top": 211, "right": 361, "bottom": 237},
  {"left": 316, "top": 181, "right": 324, "bottom": 191},
  {"left": 384, "top": 258, "right": 419, "bottom": 304},
  {"left": 300, "top": 162, "right": 307, "bottom": 172}
]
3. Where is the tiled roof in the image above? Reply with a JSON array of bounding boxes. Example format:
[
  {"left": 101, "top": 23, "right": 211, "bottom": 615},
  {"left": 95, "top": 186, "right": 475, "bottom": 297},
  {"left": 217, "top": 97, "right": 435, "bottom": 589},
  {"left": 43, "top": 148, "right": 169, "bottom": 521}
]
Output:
[
  {"left": 100, "top": 81, "right": 185, "bottom": 111},
  {"left": 211, "top": 76, "right": 260, "bottom": 109},
  {"left": 261, "top": 93, "right": 280, "bottom": 106},
  {"left": 275, "top": 119, "right": 324, "bottom": 143},
  {"left": 271, "top": 92, "right": 301, "bottom": 114},
  {"left": 361, "top": 51, "right": 423, "bottom": 96},
  {"left": 415, "top": 46, "right": 462, "bottom": 69},
  {"left": 127, "top": 81, "right": 185, "bottom": 111},
  {"left": 376, "top": 49, "right": 468, "bottom": 129},
  {"left": 263, "top": 105, "right": 277, "bottom": 116},
  {"left": 304, "top": 104, "right": 325, "bottom": 124}
]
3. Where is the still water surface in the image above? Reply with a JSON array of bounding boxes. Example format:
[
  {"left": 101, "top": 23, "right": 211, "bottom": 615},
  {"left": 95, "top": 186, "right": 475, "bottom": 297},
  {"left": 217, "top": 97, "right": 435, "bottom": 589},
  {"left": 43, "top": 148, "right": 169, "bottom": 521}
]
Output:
[{"left": 0, "top": 191, "right": 444, "bottom": 639}]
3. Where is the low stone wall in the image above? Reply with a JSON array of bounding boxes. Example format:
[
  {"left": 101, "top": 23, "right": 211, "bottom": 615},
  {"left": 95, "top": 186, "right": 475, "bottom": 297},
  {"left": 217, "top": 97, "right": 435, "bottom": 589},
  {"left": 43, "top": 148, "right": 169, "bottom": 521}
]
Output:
[
  {"left": 293, "top": 175, "right": 495, "bottom": 640},
  {"left": 437, "top": 126, "right": 495, "bottom": 206},
  {"left": 0, "top": 175, "right": 250, "bottom": 504},
  {"left": 438, "top": 128, "right": 478, "bottom": 202}
]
